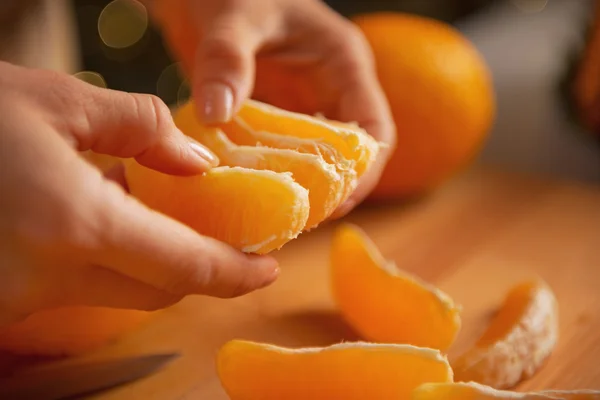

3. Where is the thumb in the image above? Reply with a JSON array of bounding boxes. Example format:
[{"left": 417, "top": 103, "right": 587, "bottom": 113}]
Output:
[
  {"left": 43, "top": 71, "right": 220, "bottom": 176},
  {"left": 193, "top": 11, "right": 261, "bottom": 125}
]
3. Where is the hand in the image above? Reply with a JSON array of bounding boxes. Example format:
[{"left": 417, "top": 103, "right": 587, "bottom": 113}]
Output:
[
  {"left": 149, "top": 0, "right": 397, "bottom": 216},
  {"left": 0, "top": 61, "right": 279, "bottom": 326}
]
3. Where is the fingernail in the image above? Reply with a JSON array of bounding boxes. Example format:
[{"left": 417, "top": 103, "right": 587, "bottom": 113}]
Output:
[
  {"left": 188, "top": 139, "right": 219, "bottom": 167},
  {"left": 198, "top": 82, "right": 234, "bottom": 124}
]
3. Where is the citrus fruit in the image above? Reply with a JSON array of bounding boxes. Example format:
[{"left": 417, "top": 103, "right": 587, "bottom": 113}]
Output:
[
  {"left": 125, "top": 165, "right": 310, "bottom": 254},
  {"left": 330, "top": 223, "right": 461, "bottom": 351},
  {"left": 353, "top": 12, "right": 495, "bottom": 199},
  {"left": 174, "top": 102, "right": 349, "bottom": 229},
  {"left": 220, "top": 99, "right": 380, "bottom": 177},
  {"left": 412, "top": 382, "right": 600, "bottom": 400},
  {"left": 0, "top": 306, "right": 149, "bottom": 356},
  {"left": 453, "top": 281, "right": 559, "bottom": 389},
  {"left": 217, "top": 340, "right": 453, "bottom": 400},
  {"left": 126, "top": 99, "right": 379, "bottom": 254}
]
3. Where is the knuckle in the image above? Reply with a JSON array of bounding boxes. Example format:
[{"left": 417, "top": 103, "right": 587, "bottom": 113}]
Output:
[
  {"left": 133, "top": 94, "right": 172, "bottom": 140},
  {"left": 334, "top": 24, "right": 373, "bottom": 70},
  {"left": 200, "top": 34, "right": 246, "bottom": 70},
  {"left": 161, "top": 257, "right": 218, "bottom": 296}
]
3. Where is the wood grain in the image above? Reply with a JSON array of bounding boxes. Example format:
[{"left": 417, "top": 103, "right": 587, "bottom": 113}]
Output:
[{"left": 7, "top": 168, "right": 600, "bottom": 399}]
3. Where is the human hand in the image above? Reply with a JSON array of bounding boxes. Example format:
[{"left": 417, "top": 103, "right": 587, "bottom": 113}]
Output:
[
  {"left": 0, "top": 61, "right": 279, "bottom": 326},
  {"left": 148, "top": 0, "right": 397, "bottom": 216}
]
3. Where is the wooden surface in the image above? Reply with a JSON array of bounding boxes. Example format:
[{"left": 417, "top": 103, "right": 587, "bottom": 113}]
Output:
[{"left": 9, "top": 168, "right": 600, "bottom": 398}]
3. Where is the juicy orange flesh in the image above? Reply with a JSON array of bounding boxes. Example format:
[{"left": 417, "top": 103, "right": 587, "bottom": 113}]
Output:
[
  {"left": 222, "top": 100, "right": 374, "bottom": 175},
  {"left": 125, "top": 163, "right": 309, "bottom": 254},
  {"left": 218, "top": 340, "right": 453, "bottom": 400},
  {"left": 173, "top": 109, "right": 344, "bottom": 229},
  {"left": 477, "top": 282, "right": 537, "bottom": 347},
  {"left": 331, "top": 224, "right": 460, "bottom": 351}
]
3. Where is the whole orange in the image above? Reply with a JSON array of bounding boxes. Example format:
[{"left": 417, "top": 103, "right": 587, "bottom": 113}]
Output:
[{"left": 354, "top": 13, "right": 495, "bottom": 200}]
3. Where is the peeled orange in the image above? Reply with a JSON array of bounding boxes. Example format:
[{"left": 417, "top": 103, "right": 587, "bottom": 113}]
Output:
[
  {"left": 125, "top": 164, "right": 310, "bottom": 254},
  {"left": 330, "top": 223, "right": 461, "bottom": 351},
  {"left": 217, "top": 340, "right": 453, "bottom": 400},
  {"left": 125, "top": 99, "right": 379, "bottom": 254},
  {"left": 354, "top": 12, "right": 495, "bottom": 199},
  {"left": 453, "top": 281, "right": 559, "bottom": 389}
]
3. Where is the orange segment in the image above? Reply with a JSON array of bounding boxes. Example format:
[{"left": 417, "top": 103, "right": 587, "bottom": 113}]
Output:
[
  {"left": 330, "top": 223, "right": 461, "bottom": 351},
  {"left": 174, "top": 101, "right": 359, "bottom": 200},
  {"left": 124, "top": 164, "right": 309, "bottom": 254},
  {"left": 173, "top": 106, "right": 345, "bottom": 229},
  {"left": 217, "top": 340, "right": 453, "bottom": 400},
  {"left": 222, "top": 99, "right": 381, "bottom": 177},
  {"left": 453, "top": 281, "right": 559, "bottom": 389},
  {"left": 412, "top": 382, "right": 565, "bottom": 400}
]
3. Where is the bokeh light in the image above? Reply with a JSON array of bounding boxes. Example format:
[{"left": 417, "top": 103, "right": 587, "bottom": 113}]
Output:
[
  {"left": 156, "top": 62, "right": 185, "bottom": 106},
  {"left": 98, "top": 0, "right": 148, "bottom": 49},
  {"left": 73, "top": 71, "right": 107, "bottom": 88}
]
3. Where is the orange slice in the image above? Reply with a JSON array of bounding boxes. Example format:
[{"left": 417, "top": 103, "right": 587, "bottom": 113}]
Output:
[
  {"left": 453, "top": 281, "right": 559, "bottom": 389},
  {"left": 330, "top": 223, "right": 461, "bottom": 351},
  {"left": 412, "top": 382, "right": 598, "bottom": 400},
  {"left": 173, "top": 106, "right": 346, "bottom": 229},
  {"left": 174, "top": 101, "right": 360, "bottom": 200},
  {"left": 124, "top": 164, "right": 309, "bottom": 254},
  {"left": 217, "top": 340, "right": 453, "bottom": 400},
  {"left": 221, "top": 99, "right": 381, "bottom": 177}
]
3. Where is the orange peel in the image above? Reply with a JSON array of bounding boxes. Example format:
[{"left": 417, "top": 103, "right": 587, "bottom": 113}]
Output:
[
  {"left": 217, "top": 339, "right": 453, "bottom": 400},
  {"left": 330, "top": 223, "right": 461, "bottom": 351}
]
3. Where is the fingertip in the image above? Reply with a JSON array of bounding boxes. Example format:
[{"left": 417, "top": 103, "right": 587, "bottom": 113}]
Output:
[
  {"left": 195, "top": 81, "right": 235, "bottom": 125},
  {"left": 330, "top": 199, "right": 357, "bottom": 220},
  {"left": 246, "top": 253, "right": 280, "bottom": 288},
  {"left": 188, "top": 137, "right": 220, "bottom": 167}
]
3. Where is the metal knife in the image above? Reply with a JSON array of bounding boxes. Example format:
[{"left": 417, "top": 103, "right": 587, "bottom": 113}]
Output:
[{"left": 0, "top": 352, "right": 180, "bottom": 400}]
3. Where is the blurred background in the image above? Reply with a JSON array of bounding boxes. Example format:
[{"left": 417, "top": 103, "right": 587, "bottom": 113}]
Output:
[{"left": 1, "top": 0, "right": 599, "bottom": 184}]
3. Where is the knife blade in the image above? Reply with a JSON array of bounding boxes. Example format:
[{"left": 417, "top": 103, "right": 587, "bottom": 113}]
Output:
[{"left": 0, "top": 352, "right": 179, "bottom": 400}]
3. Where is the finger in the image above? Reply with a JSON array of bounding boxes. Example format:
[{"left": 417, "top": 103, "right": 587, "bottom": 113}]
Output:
[
  {"left": 192, "top": 5, "right": 263, "bottom": 124},
  {"left": 326, "top": 24, "right": 397, "bottom": 216},
  {"left": 47, "top": 264, "right": 183, "bottom": 311},
  {"left": 45, "top": 74, "right": 219, "bottom": 176},
  {"left": 88, "top": 176, "right": 280, "bottom": 299}
]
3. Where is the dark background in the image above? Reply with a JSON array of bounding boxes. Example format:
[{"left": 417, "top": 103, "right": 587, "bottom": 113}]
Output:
[{"left": 72, "top": 0, "right": 498, "bottom": 106}]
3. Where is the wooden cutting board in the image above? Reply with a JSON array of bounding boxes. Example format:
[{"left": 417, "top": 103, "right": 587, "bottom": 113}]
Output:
[{"left": 13, "top": 167, "right": 600, "bottom": 398}]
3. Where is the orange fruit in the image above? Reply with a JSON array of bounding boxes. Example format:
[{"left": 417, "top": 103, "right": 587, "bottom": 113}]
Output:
[
  {"left": 353, "top": 13, "right": 495, "bottom": 199},
  {"left": 174, "top": 102, "right": 350, "bottom": 230},
  {"left": 126, "top": 100, "right": 379, "bottom": 254},
  {"left": 0, "top": 306, "right": 149, "bottom": 356},
  {"left": 413, "top": 382, "right": 600, "bottom": 400},
  {"left": 220, "top": 99, "right": 381, "bottom": 177},
  {"left": 330, "top": 223, "right": 461, "bottom": 351},
  {"left": 453, "top": 281, "right": 559, "bottom": 389},
  {"left": 217, "top": 340, "right": 453, "bottom": 400},
  {"left": 125, "top": 164, "right": 310, "bottom": 254}
]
